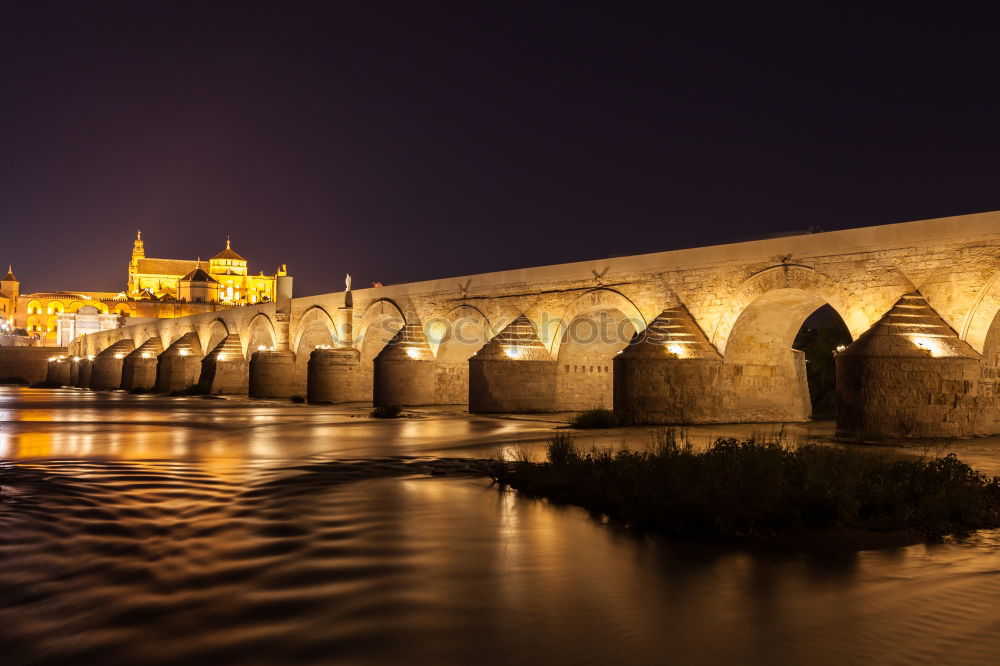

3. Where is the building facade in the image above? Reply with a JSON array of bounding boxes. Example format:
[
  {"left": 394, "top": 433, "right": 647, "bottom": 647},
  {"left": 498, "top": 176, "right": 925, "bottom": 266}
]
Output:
[
  {"left": 128, "top": 232, "right": 286, "bottom": 305},
  {"left": 6, "top": 232, "right": 290, "bottom": 346}
]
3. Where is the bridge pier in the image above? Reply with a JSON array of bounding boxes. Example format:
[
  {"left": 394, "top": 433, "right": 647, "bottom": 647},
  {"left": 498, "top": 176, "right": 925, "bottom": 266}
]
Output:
[
  {"left": 613, "top": 307, "right": 725, "bottom": 423},
  {"left": 90, "top": 339, "right": 135, "bottom": 390},
  {"left": 836, "top": 293, "right": 986, "bottom": 438},
  {"left": 46, "top": 356, "right": 72, "bottom": 386},
  {"left": 155, "top": 333, "right": 204, "bottom": 394},
  {"left": 469, "top": 316, "right": 557, "bottom": 413},
  {"left": 433, "top": 361, "right": 468, "bottom": 404},
  {"left": 719, "top": 356, "right": 812, "bottom": 423},
  {"left": 373, "top": 324, "right": 435, "bottom": 407},
  {"left": 249, "top": 350, "right": 306, "bottom": 399},
  {"left": 121, "top": 338, "right": 163, "bottom": 392},
  {"left": 307, "top": 347, "right": 365, "bottom": 403},
  {"left": 75, "top": 357, "right": 93, "bottom": 388},
  {"left": 198, "top": 335, "right": 248, "bottom": 395}
]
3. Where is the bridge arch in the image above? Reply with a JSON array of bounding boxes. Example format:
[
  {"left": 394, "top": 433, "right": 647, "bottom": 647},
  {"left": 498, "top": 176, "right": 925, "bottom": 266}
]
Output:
[
  {"left": 200, "top": 319, "right": 231, "bottom": 356},
  {"left": 160, "top": 321, "right": 197, "bottom": 350},
  {"left": 711, "top": 264, "right": 862, "bottom": 356},
  {"left": 425, "top": 305, "right": 496, "bottom": 404},
  {"left": 549, "top": 288, "right": 646, "bottom": 359},
  {"left": 128, "top": 325, "right": 157, "bottom": 350},
  {"left": 431, "top": 304, "right": 495, "bottom": 361},
  {"left": 550, "top": 288, "right": 646, "bottom": 410},
  {"left": 356, "top": 298, "right": 406, "bottom": 362},
  {"left": 291, "top": 306, "right": 339, "bottom": 357},
  {"left": 243, "top": 314, "right": 278, "bottom": 359},
  {"left": 714, "top": 266, "right": 859, "bottom": 421},
  {"left": 961, "top": 270, "right": 1000, "bottom": 355}
]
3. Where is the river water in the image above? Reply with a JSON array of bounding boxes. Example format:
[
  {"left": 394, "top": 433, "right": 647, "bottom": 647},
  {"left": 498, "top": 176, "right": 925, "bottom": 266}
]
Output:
[{"left": 2, "top": 387, "right": 1000, "bottom": 665}]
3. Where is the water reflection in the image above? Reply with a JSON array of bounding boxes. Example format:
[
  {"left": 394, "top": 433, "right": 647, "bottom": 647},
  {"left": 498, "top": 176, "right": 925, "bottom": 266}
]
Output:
[{"left": 2, "top": 387, "right": 1000, "bottom": 665}]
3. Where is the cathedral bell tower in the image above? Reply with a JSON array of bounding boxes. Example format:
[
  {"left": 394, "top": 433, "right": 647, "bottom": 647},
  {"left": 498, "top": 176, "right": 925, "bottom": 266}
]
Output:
[{"left": 129, "top": 230, "right": 145, "bottom": 294}]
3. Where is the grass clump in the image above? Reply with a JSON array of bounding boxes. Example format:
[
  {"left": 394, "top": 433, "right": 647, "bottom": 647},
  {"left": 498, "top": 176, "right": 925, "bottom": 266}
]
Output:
[
  {"left": 290, "top": 395, "right": 306, "bottom": 404},
  {"left": 570, "top": 408, "right": 620, "bottom": 429},
  {"left": 370, "top": 404, "right": 402, "bottom": 418},
  {"left": 493, "top": 433, "right": 1000, "bottom": 542}
]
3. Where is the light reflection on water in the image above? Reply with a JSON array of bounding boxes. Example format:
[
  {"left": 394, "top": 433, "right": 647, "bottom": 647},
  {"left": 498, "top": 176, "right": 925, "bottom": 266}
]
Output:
[{"left": 2, "top": 387, "right": 1000, "bottom": 665}]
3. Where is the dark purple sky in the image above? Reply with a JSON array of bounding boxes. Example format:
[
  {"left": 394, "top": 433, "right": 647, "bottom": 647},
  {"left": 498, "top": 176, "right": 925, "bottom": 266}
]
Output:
[{"left": 3, "top": 2, "right": 1000, "bottom": 295}]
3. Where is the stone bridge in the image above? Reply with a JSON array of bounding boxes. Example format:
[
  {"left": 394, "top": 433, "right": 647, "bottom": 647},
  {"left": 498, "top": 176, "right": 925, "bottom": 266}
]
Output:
[{"left": 57, "top": 211, "right": 1000, "bottom": 437}]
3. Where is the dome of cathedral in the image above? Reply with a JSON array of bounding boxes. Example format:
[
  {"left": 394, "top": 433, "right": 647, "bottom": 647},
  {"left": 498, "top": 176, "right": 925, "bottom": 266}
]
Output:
[{"left": 180, "top": 267, "right": 218, "bottom": 283}]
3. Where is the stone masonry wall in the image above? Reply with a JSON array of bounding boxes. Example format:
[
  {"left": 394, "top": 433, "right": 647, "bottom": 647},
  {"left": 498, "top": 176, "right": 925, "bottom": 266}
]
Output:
[{"left": 0, "top": 347, "right": 62, "bottom": 385}]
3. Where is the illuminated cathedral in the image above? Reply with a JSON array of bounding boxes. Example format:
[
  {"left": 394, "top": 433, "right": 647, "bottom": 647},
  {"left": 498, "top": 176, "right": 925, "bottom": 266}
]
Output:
[
  {"left": 128, "top": 231, "right": 287, "bottom": 304},
  {"left": 1, "top": 232, "right": 290, "bottom": 347}
]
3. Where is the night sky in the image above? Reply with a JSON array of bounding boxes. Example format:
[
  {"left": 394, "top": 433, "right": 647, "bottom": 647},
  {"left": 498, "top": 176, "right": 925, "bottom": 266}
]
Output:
[{"left": 3, "top": 2, "right": 1000, "bottom": 296}]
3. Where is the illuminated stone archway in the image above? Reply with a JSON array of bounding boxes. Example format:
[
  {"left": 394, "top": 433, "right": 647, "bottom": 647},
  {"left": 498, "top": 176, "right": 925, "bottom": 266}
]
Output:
[
  {"left": 197, "top": 319, "right": 247, "bottom": 395},
  {"left": 712, "top": 264, "right": 865, "bottom": 355},
  {"left": 292, "top": 306, "right": 340, "bottom": 357},
  {"left": 961, "top": 270, "right": 1000, "bottom": 355},
  {"left": 356, "top": 299, "right": 406, "bottom": 362},
  {"left": 342, "top": 299, "right": 406, "bottom": 403},
  {"left": 430, "top": 304, "right": 495, "bottom": 404},
  {"left": 243, "top": 314, "right": 279, "bottom": 359},
  {"left": 552, "top": 289, "right": 646, "bottom": 411},
  {"left": 718, "top": 276, "right": 854, "bottom": 422},
  {"left": 200, "top": 319, "right": 231, "bottom": 356}
]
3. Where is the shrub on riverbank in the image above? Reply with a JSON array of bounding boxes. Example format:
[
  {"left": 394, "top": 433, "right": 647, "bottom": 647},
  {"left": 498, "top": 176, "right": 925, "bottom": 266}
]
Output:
[
  {"left": 493, "top": 433, "right": 1000, "bottom": 541},
  {"left": 0, "top": 376, "right": 29, "bottom": 385},
  {"left": 570, "top": 408, "right": 620, "bottom": 429},
  {"left": 370, "top": 405, "right": 402, "bottom": 418}
]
